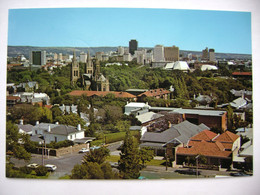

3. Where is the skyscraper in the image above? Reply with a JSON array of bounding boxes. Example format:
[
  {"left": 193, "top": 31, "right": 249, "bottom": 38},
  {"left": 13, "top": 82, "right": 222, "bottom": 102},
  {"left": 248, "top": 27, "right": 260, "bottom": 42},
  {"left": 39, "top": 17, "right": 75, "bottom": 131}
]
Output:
[
  {"left": 129, "top": 39, "right": 138, "bottom": 55},
  {"left": 164, "top": 45, "right": 179, "bottom": 61},
  {"left": 209, "top": 49, "right": 215, "bottom": 61},
  {"left": 29, "top": 51, "right": 46, "bottom": 66},
  {"left": 202, "top": 47, "right": 209, "bottom": 61},
  {"left": 154, "top": 45, "right": 165, "bottom": 62}
]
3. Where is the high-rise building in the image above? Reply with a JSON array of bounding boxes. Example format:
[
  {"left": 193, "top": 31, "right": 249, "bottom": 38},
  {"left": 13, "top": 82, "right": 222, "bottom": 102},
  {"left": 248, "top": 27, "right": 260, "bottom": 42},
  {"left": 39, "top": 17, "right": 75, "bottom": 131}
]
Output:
[
  {"left": 202, "top": 47, "right": 209, "bottom": 60},
  {"left": 29, "top": 51, "right": 46, "bottom": 66},
  {"left": 154, "top": 45, "right": 165, "bottom": 62},
  {"left": 95, "top": 52, "right": 104, "bottom": 61},
  {"left": 209, "top": 49, "right": 215, "bottom": 61},
  {"left": 117, "top": 46, "right": 124, "bottom": 55},
  {"left": 80, "top": 52, "right": 88, "bottom": 63},
  {"left": 71, "top": 50, "right": 80, "bottom": 85},
  {"left": 129, "top": 39, "right": 138, "bottom": 55},
  {"left": 164, "top": 45, "right": 179, "bottom": 61}
]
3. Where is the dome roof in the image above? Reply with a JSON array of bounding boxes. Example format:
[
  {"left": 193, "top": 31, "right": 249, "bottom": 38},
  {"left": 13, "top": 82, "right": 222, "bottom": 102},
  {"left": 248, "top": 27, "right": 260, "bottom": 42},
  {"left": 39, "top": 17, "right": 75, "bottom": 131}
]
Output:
[
  {"left": 201, "top": 65, "right": 218, "bottom": 71},
  {"left": 173, "top": 61, "right": 190, "bottom": 70}
]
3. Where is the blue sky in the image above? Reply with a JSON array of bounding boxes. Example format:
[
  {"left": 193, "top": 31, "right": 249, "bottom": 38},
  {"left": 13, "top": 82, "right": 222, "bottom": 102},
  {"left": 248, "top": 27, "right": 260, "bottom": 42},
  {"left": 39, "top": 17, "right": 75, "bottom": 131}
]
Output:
[{"left": 8, "top": 8, "right": 252, "bottom": 54}]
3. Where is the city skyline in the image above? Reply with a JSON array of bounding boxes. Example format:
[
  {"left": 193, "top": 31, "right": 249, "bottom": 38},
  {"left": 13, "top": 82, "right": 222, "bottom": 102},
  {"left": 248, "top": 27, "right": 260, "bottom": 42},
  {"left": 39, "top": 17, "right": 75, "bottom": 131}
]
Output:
[{"left": 8, "top": 8, "right": 252, "bottom": 54}]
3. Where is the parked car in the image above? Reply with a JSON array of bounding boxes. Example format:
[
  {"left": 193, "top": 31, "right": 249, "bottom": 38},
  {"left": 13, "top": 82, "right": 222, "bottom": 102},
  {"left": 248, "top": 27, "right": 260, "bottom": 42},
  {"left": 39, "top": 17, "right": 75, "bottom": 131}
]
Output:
[
  {"left": 45, "top": 164, "right": 57, "bottom": 172},
  {"left": 27, "top": 163, "right": 40, "bottom": 169},
  {"left": 78, "top": 148, "right": 89, "bottom": 153},
  {"left": 90, "top": 146, "right": 100, "bottom": 150},
  {"left": 175, "top": 168, "right": 201, "bottom": 175},
  {"left": 230, "top": 172, "right": 251, "bottom": 177}
]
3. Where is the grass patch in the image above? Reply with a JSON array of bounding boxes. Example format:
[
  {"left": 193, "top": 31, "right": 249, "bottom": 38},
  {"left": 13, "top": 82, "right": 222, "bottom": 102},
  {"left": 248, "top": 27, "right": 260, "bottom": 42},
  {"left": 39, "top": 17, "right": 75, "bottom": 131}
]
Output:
[
  {"left": 59, "top": 175, "right": 71, "bottom": 179},
  {"left": 106, "top": 155, "right": 120, "bottom": 162},
  {"left": 145, "top": 159, "right": 166, "bottom": 167}
]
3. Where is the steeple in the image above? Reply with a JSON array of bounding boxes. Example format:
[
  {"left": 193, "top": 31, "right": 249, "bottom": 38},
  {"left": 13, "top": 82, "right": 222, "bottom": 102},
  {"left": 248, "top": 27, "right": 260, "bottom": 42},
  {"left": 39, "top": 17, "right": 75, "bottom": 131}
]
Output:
[
  {"left": 86, "top": 50, "right": 93, "bottom": 75},
  {"left": 71, "top": 49, "right": 80, "bottom": 85}
]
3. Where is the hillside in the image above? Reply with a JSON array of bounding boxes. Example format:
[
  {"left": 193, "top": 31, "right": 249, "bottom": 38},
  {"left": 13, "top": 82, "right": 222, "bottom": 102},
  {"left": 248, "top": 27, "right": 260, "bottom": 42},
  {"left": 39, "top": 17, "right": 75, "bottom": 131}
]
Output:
[{"left": 7, "top": 46, "right": 252, "bottom": 60}]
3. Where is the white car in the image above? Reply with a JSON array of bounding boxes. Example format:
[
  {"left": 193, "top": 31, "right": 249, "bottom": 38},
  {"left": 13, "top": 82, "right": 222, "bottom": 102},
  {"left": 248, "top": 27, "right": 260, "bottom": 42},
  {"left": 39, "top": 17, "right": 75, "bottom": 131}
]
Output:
[
  {"left": 27, "top": 163, "right": 39, "bottom": 169},
  {"left": 79, "top": 148, "right": 89, "bottom": 153},
  {"left": 45, "top": 164, "right": 57, "bottom": 172}
]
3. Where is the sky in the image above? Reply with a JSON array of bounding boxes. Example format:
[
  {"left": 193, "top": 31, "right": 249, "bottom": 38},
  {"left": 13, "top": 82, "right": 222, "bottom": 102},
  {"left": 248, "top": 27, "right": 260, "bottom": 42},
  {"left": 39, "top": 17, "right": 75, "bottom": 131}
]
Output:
[{"left": 8, "top": 8, "right": 252, "bottom": 54}]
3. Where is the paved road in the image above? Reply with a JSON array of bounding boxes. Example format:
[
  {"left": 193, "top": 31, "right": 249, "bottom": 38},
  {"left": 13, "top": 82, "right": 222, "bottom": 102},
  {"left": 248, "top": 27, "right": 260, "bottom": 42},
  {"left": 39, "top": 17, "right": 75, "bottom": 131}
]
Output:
[{"left": 9, "top": 141, "right": 123, "bottom": 179}]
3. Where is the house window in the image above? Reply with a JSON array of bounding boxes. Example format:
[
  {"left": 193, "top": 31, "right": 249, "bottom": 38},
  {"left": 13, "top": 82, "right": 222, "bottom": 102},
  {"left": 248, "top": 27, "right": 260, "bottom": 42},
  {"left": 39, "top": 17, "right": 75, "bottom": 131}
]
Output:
[
  {"left": 55, "top": 137, "right": 57, "bottom": 142},
  {"left": 35, "top": 130, "right": 38, "bottom": 134},
  {"left": 70, "top": 135, "right": 72, "bottom": 139}
]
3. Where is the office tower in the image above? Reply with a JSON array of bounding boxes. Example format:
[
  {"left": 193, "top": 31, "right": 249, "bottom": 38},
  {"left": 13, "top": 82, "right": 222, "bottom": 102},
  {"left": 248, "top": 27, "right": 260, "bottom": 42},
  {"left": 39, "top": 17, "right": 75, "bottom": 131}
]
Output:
[
  {"left": 29, "top": 51, "right": 46, "bottom": 66},
  {"left": 164, "top": 45, "right": 179, "bottom": 61},
  {"left": 95, "top": 52, "right": 104, "bottom": 61},
  {"left": 202, "top": 47, "right": 209, "bottom": 60},
  {"left": 154, "top": 45, "right": 165, "bottom": 62},
  {"left": 80, "top": 52, "right": 88, "bottom": 63},
  {"left": 118, "top": 46, "right": 124, "bottom": 55},
  {"left": 71, "top": 50, "right": 80, "bottom": 85},
  {"left": 129, "top": 39, "right": 138, "bottom": 55},
  {"left": 58, "top": 53, "right": 63, "bottom": 61},
  {"left": 209, "top": 49, "right": 215, "bottom": 61}
]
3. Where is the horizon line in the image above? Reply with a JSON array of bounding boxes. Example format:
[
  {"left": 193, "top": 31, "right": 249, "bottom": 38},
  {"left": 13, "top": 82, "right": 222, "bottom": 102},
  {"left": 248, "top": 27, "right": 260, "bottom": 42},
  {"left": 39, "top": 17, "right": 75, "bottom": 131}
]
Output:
[{"left": 7, "top": 45, "right": 252, "bottom": 55}]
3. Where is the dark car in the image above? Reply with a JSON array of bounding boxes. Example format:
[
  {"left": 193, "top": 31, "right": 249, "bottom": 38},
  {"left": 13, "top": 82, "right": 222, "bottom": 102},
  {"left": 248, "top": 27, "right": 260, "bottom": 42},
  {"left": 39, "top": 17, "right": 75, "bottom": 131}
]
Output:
[
  {"left": 230, "top": 172, "right": 251, "bottom": 177},
  {"left": 175, "top": 169, "right": 201, "bottom": 175}
]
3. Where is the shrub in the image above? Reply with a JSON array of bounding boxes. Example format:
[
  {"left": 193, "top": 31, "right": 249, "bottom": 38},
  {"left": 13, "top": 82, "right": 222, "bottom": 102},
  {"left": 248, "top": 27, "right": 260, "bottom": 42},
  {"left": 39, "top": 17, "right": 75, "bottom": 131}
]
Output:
[
  {"left": 19, "top": 166, "right": 32, "bottom": 174},
  {"left": 35, "top": 165, "right": 48, "bottom": 176}
]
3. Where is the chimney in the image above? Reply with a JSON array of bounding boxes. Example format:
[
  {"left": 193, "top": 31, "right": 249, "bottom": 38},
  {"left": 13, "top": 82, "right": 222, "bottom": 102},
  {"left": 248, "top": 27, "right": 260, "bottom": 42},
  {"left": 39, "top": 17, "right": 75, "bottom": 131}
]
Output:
[
  {"left": 47, "top": 125, "right": 51, "bottom": 132},
  {"left": 19, "top": 119, "right": 23, "bottom": 125},
  {"left": 77, "top": 124, "right": 81, "bottom": 131}
]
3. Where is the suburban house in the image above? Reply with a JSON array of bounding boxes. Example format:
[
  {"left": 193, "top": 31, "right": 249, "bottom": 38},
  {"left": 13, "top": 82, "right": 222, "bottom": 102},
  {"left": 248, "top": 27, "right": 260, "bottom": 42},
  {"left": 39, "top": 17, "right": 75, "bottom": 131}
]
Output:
[
  {"left": 32, "top": 122, "right": 87, "bottom": 144},
  {"left": 137, "top": 88, "right": 171, "bottom": 101},
  {"left": 176, "top": 130, "right": 240, "bottom": 169},
  {"left": 6, "top": 96, "right": 21, "bottom": 107},
  {"left": 140, "top": 120, "right": 209, "bottom": 158},
  {"left": 12, "top": 92, "right": 50, "bottom": 106},
  {"left": 68, "top": 90, "right": 137, "bottom": 101},
  {"left": 17, "top": 120, "right": 34, "bottom": 135}
]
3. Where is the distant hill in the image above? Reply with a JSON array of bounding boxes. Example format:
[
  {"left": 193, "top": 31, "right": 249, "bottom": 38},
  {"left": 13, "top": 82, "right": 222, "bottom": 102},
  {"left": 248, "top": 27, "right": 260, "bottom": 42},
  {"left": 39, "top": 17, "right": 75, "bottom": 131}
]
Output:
[{"left": 7, "top": 46, "right": 252, "bottom": 60}]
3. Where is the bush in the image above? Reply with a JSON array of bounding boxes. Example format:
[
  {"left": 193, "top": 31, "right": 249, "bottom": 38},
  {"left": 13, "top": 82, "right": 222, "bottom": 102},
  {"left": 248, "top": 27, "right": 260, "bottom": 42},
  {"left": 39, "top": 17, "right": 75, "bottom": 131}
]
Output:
[
  {"left": 19, "top": 166, "right": 32, "bottom": 174},
  {"left": 35, "top": 165, "right": 48, "bottom": 176}
]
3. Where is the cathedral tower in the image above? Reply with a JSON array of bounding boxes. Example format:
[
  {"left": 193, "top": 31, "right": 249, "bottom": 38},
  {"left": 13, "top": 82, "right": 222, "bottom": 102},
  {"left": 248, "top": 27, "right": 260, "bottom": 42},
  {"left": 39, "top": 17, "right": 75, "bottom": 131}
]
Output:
[
  {"left": 85, "top": 50, "right": 93, "bottom": 75},
  {"left": 71, "top": 50, "right": 80, "bottom": 85}
]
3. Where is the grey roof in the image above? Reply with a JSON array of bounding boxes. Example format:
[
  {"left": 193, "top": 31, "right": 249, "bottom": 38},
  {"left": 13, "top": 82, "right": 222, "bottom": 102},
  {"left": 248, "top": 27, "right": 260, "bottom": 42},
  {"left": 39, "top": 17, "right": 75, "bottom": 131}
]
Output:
[
  {"left": 33, "top": 123, "right": 59, "bottom": 132},
  {"left": 240, "top": 144, "right": 253, "bottom": 157},
  {"left": 136, "top": 111, "right": 164, "bottom": 124},
  {"left": 30, "top": 135, "right": 44, "bottom": 143},
  {"left": 170, "top": 108, "right": 226, "bottom": 117},
  {"left": 140, "top": 120, "right": 205, "bottom": 145},
  {"left": 46, "top": 125, "right": 82, "bottom": 136},
  {"left": 198, "top": 123, "right": 210, "bottom": 130},
  {"left": 17, "top": 124, "right": 34, "bottom": 133}
]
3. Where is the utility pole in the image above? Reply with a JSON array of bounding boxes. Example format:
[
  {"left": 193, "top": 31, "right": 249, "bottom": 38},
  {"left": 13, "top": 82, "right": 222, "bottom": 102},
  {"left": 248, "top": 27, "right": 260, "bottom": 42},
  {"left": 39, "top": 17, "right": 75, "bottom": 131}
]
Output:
[{"left": 195, "top": 155, "right": 200, "bottom": 178}]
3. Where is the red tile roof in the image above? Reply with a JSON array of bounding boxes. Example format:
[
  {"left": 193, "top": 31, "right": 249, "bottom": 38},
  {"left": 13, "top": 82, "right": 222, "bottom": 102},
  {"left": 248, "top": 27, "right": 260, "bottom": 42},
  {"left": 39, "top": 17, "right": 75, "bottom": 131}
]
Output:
[
  {"left": 214, "top": 131, "right": 239, "bottom": 143},
  {"left": 232, "top": 72, "right": 252, "bottom": 76},
  {"left": 138, "top": 88, "right": 171, "bottom": 97},
  {"left": 68, "top": 90, "right": 136, "bottom": 98},
  {"left": 190, "top": 130, "right": 217, "bottom": 141},
  {"left": 7, "top": 96, "right": 21, "bottom": 100},
  {"left": 44, "top": 105, "right": 53, "bottom": 109},
  {"left": 177, "top": 140, "right": 232, "bottom": 158}
]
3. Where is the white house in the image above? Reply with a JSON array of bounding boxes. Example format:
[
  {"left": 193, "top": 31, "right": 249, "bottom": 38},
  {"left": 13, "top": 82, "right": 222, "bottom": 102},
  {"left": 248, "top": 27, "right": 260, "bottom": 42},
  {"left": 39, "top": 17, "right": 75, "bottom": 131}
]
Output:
[
  {"left": 32, "top": 122, "right": 85, "bottom": 144},
  {"left": 124, "top": 102, "right": 150, "bottom": 115}
]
